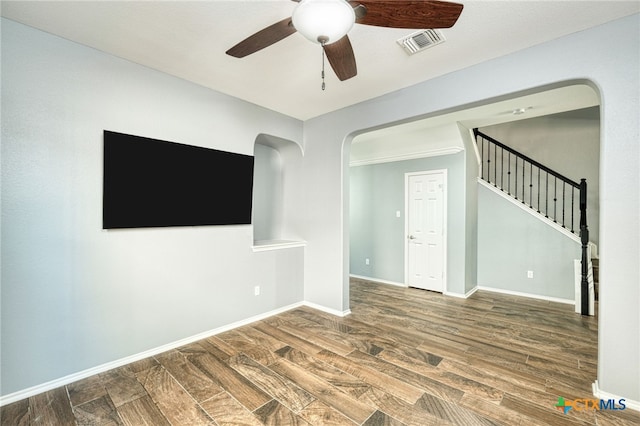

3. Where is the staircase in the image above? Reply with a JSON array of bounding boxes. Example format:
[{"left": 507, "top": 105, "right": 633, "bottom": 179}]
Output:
[{"left": 473, "top": 129, "right": 593, "bottom": 314}]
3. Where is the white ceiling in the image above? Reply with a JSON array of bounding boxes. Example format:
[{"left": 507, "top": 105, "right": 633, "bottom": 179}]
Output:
[{"left": 2, "top": 1, "right": 638, "bottom": 121}]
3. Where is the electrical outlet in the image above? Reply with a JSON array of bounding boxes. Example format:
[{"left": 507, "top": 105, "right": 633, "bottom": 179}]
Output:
[
  {"left": 396, "top": 210, "right": 401, "bottom": 218},
  {"left": 527, "top": 270, "right": 534, "bottom": 279},
  {"left": 254, "top": 286, "right": 260, "bottom": 296},
  {"left": 365, "top": 258, "right": 370, "bottom": 265}
]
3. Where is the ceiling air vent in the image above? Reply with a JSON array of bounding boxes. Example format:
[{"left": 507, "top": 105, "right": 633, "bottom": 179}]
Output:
[{"left": 397, "top": 29, "right": 446, "bottom": 55}]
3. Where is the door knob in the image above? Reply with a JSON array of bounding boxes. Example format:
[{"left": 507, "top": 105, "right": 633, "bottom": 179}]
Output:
[{"left": 408, "top": 235, "right": 416, "bottom": 239}]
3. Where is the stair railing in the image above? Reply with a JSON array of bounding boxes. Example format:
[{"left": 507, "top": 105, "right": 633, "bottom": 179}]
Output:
[{"left": 474, "top": 129, "right": 590, "bottom": 315}]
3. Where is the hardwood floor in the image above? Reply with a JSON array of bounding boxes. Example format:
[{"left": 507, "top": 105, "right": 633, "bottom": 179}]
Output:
[{"left": 2, "top": 279, "right": 639, "bottom": 425}]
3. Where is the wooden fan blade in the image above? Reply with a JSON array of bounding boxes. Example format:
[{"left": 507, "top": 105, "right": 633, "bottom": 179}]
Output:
[
  {"left": 350, "top": 0, "right": 463, "bottom": 29},
  {"left": 323, "top": 35, "right": 357, "bottom": 81},
  {"left": 226, "top": 17, "right": 296, "bottom": 58}
]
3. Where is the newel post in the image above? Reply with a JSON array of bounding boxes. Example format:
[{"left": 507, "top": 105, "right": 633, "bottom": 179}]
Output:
[{"left": 579, "top": 179, "right": 589, "bottom": 315}]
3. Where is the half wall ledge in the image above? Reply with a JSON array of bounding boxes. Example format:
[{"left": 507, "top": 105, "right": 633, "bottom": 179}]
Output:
[{"left": 252, "top": 240, "right": 307, "bottom": 252}]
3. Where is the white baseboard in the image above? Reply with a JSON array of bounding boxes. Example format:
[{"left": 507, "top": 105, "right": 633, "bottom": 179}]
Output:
[
  {"left": 303, "top": 301, "right": 351, "bottom": 317},
  {"left": 349, "top": 274, "right": 406, "bottom": 287},
  {"left": 445, "top": 286, "right": 478, "bottom": 299},
  {"left": 477, "top": 286, "right": 575, "bottom": 305},
  {"left": 593, "top": 380, "right": 640, "bottom": 412},
  {"left": 466, "top": 286, "right": 479, "bottom": 298},
  {"left": 0, "top": 301, "right": 305, "bottom": 407},
  {"left": 352, "top": 275, "right": 479, "bottom": 299}
]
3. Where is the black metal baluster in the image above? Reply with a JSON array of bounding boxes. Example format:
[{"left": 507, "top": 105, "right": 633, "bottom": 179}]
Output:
[
  {"left": 487, "top": 141, "right": 492, "bottom": 185},
  {"left": 571, "top": 186, "right": 575, "bottom": 233},
  {"left": 553, "top": 176, "right": 557, "bottom": 222},
  {"left": 522, "top": 158, "right": 527, "bottom": 204},
  {"left": 545, "top": 171, "right": 549, "bottom": 218},
  {"left": 562, "top": 181, "right": 567, "bottom": 228},
  {"left": 493, "top": 141, "right": 498, "bottom": 187},
  {"left": 482, "top": 138, "right": 489, "bottom": 180},
  {"left": 514, "top": 157, "right": 518, "bottom": 200},
  {"left": 529, "top": 163, "right": 533, "bottom": 207},
  {"left": 537, "top": 166, "right": 541, "bottom": 213},
  {"left": 501, "top": 147, "right": 504, "bottom": 190},
  {"left": 508, "top": 152, "right": 511, "bottom": 195}
]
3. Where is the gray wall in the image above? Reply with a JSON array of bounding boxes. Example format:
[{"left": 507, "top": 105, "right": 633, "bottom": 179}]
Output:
[
  {"left": 349, "top": 153, "right": 466, "bottom": 290},
  {"left": 477, "top": 184, "right": 580, "bottom": 300},
  {"left": 252, "top": 144, "right": 283, "bottom": 241},
  {"left": 479, "top": 107, "right": 600, "bottom": 246},
  {"left": 461, "top": 125, "right": 479, "bottom": 295},
  {"left": 302, "top": 15, "right": 638, "bottom": 402},
  {"left": 1, "top": 19, "right": 304, "bottom": 396}
]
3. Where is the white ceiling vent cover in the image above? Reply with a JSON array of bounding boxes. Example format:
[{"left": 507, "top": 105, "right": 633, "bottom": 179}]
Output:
[{"left": 397, "top": 29, "right": 446, "bottom": 55}]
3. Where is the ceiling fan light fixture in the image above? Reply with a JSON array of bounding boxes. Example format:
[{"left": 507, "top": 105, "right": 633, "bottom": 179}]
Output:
[{"left": 292, "top": 0, "right": 355, "bottom": 45}]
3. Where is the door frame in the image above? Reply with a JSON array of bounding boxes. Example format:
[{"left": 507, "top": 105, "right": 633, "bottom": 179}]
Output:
[{"left": 404, "top": 169, "right": 448, "bottom": 292}]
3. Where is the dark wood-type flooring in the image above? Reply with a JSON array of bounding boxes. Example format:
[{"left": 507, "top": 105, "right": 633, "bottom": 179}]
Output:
[{"left": 2, "top": 279, "right": 639, "bottom": 425}]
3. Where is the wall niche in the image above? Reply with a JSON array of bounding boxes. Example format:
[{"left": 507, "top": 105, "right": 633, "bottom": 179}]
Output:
[{"left": 252, "top": 134, "right": 305, "bottom": 251}]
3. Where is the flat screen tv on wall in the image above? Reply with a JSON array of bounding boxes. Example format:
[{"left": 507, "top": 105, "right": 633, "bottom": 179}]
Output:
[{"left": 103, "top": 130, "right": 254, "bottom": 229}]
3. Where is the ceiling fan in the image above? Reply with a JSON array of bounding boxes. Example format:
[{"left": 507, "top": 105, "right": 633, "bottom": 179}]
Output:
[{"left": 226, "top": 0, "right": 464, "bottom": 84}]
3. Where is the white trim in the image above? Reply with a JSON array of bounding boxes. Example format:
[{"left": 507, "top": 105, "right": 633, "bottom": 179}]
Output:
[
  {"left": 477, "top": 285, "right": 575, "bottom": 305},
  {"left": 302, "top": 301, "right": 351, "bottom": 317},
  {"left": 351, "top": 274, "right": 477, "bottom": 299},
  {"left": 478, "top": 178, "right": 581, "bottom": 244},
  {"left": 404, "top": 169, "right": 448, "bottom": 293},
  {"left": 349, "top": 274, "right": 407, "bottom": 287},
  {"left": 469, "top": 128, "right": 482, "bottom": 173},
  {"left": 252, "top": 240, "right": 306, "bottom": 252},
  {"left": 466, "top": 286, "right": 479, "bottom": 298},
  {"left": 593, "top": 380, "right": 640, "bottom": 412},
  {"left": 350, "top": 147, "right": 463, "bottom": 167},
  {"left": 444, "top": 286, "right": 478, "bottom": 299},
  {"left": 0, "top": 301, "right": 310, "bottom": 406}
]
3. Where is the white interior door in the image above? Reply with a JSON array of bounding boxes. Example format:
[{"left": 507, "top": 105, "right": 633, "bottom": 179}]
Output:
[{"left": 406, "top": 170, "right": 446, "bottom": 292}]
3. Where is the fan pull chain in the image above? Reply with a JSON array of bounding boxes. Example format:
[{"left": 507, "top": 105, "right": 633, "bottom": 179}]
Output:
[
  {"left": 320, "top": 43, "right": 326, "bottom": 91},
  {"left": 318, "top": 36, "right": 328, "bottom": 91}
]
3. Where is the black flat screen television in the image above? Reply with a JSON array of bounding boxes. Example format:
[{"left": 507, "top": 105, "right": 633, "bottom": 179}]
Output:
[{"left": 103, "top": 130, "right": 254, "bottom": 229}]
